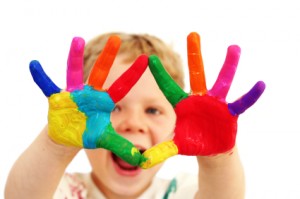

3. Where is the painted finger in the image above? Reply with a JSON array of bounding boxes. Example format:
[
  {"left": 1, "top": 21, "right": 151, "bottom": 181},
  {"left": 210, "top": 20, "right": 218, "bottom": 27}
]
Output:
[
  {"left": 66, "top": 37, "right": 85, "bottom": 92},
  {"left": 187, "top": 32, "right": 207, "bottom": 95},
  {"left": 107, "top": 54, "right": 148, "bottom": 103},
  {"left": 140, "top": 140, "right": 178, "bottom": 169},
  {"left": 88, "top": 35, "right": 121, "bottom": 91},
  {"left": 97, "top": 124, "right": 142, "bottom": 166},
  {"left": 210, "top": 45, "right": 241, "bottom": 99},
  {"left": 29, "top": 60, "right": 61, "bottom": 97},
  {"left": 228, "top": 81, "right": 266, "bottom": 116},
  {"left": 149, "top": 55, "right": 188, "bottom": 107}
]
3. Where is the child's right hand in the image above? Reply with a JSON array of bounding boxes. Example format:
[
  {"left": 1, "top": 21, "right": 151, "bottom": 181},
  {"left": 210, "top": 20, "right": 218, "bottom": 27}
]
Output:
[{"left": 29, "top": 36, "right": 148, "bottom": 166}]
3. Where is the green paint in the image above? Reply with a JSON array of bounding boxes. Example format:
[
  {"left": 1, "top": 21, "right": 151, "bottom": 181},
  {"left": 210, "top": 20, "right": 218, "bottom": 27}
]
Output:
[
  {"left": 97, "top": 123, "right": 146, "bottom": 166},
  {"left": 163, "top": 178, "right": 177, "bottom": 199},
  {"left": 149, "top": 55, "right": 188, "bottom": 107}
]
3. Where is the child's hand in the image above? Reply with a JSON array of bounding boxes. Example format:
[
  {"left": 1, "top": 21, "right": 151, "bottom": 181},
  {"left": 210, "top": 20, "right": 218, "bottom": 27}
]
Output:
[
  {"left": 140, "top": 32, "right": 265, "bottom": 169},
  {"left": 30, "top": 36, "right": 148, "bottom": 166}
]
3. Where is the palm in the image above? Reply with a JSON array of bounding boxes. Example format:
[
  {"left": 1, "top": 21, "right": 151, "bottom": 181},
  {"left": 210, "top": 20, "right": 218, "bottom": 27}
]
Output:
[
  {"left": 47, "top": 85, "right": 115, "bottom": 148},
  {"left": 140, "top": 32, "right": 265, "bottom": 168},
  {"left": 30, "top": 36, "right": 148, "bottom": 165}
]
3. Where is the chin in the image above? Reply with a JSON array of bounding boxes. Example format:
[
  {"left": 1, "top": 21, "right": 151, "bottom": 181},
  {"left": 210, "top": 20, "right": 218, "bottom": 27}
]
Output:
[{"left": 107, "top": 151, "right": 162, "bottom": 197}]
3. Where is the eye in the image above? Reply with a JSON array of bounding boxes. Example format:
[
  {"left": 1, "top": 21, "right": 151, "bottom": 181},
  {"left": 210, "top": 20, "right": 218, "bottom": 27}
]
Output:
[
  {"left": 112, "top": 105, "right": 121, "bottom": 112},
  {"left": 145, "top": 107, "right": 161, "bottom": 115}
]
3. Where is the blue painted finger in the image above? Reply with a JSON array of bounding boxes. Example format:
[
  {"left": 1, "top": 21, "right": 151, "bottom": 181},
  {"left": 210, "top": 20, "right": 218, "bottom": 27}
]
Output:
[{"left": 29, "top": 60, "right": 61, "bottom": 97}]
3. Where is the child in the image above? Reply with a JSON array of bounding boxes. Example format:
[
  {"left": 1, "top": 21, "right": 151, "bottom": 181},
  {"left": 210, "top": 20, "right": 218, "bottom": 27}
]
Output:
[{"left": 5, "top": 32, "right": 263, "bottom": 199}]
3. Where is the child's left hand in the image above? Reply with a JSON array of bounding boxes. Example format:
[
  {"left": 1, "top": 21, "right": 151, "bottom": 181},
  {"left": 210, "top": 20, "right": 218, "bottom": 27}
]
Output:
[{"left": 140, "top": 32, "right": 266, "bottom": 169}]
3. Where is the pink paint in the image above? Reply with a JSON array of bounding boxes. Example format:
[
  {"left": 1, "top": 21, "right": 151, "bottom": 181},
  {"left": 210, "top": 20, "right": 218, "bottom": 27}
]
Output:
[
  {"left": 209, "top": 45, "right": 240, "bottom": 100},
  {"left": 66, "top": 37, "right": 85, "bottom": 92}
]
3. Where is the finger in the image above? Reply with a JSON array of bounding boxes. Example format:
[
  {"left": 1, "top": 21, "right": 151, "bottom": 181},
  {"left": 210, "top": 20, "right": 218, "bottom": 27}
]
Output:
[
  {"left": 88, "top": 35, "right": 121, "bottom": 91},
  {"left": 187, "top": 32, "right": 207, "bottom": 95},
  {"left": 140, "top": 140, "right": 178, "bottom": 169},
  {"left": 210, "top": 45, "right": 241, "bottom": 100},
  {"left": 228, "top": 81, "right": 266, "bottom": 116},
  {"left": 66, "top": 37, "right": 85, "bottom": 92},
  {"left": 29, "top": 60, "right": 61, "bottom": 97},
  {"left": 96, "top": 124, "right": 142, "bottom": 166},
  {"left": 149, "top": 55, "right": 188, "bottom": 107},
  {"left": 107, "top": 54, "right": 148, "bottom": 103}
]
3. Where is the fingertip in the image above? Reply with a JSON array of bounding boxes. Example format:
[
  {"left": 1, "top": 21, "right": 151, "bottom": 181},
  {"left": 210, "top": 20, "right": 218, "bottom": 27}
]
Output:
[
  {"left": 149, "top": 55, "right": 161, "bottom": 66},
  {"left": 256, "top": 80, "right": 266, "bottom": 91},
  {"left": 149, "top": 54, "right": 158, "bottom": 60},
  {"left": 187, "top": 32, "right": 200, "bottom": 41},
  {"left": 253, "top": 81, "right": 266, "bottom": 98},
  {"left": 187, "top": 32, "right": 201, "bottom": 53},
  {"left": 137, "top": 54, "right": 148, "bottom": 65},
  {"left": 107, "top": 35, "right": 121, "bottom": 48},
  {"left": 225, "top": 45, "right": 241, "bottom": 65},
  {"left": 29, "top": 60, "right": 41, "bottom": 69},
  {"left": 71, "top": 37, "right": 85, "bottom": 53},
  {"left": 29, "top": 60, "right": 43, "bottom": 76},
  {"left": 228, "top": 45, "right": 241, "bottom": 55}
]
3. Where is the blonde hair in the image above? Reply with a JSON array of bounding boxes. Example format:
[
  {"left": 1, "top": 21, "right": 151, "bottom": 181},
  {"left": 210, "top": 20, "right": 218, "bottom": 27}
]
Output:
[{"left": 84, "top": 32, "right": 184, "bottom": 88}]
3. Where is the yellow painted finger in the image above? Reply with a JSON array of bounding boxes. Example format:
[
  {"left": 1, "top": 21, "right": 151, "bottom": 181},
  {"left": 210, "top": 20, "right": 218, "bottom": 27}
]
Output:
[{"left": 140, "top": 140, "right": 178, "bottom": 169}]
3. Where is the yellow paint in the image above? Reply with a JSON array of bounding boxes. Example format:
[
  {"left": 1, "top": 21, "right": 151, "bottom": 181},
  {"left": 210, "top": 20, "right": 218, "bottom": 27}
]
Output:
[
  {"left": 131, "top": 147, "right": 139, "bottom": 156},
  {"left": 48, "top": 92, "right": 86, "bottom": 147},
  {"left": 140, "top": 140, "right": 178, "bottom": 169}
]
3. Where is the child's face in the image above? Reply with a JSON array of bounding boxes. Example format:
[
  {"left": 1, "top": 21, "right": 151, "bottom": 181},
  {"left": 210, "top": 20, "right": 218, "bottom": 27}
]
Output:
[{"left": 85, "top": 54, "right": 176, "bottom": 197}]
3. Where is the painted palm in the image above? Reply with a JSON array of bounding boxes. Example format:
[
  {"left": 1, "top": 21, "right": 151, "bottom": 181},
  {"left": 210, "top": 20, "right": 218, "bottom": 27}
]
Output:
[
  {"left": 30, "top": 36, "right": 148, "bottom": 166},
  {"left": 140, "top": 32, "right": 266, "bottom": 168}
]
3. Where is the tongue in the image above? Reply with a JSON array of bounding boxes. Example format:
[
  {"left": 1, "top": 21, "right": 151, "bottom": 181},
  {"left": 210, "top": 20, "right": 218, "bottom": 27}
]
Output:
[{"left": 115, "top": 155, "right": 138, "bottom": 170}]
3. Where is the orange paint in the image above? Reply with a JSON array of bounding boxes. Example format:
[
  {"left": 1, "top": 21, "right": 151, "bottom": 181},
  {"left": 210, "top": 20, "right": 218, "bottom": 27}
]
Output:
[
  {"left": 187, "top": 32, "right": 207, "bottom": 95},
  {"left": 88, "top": 36, "right": 121, "bottom": 90}
]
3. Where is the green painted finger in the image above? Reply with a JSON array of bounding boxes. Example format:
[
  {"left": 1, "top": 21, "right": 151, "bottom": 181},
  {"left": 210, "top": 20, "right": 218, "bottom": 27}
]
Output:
[
  {"left": 97, "top": 124, "right": 143, "bottom": 166},
  {"left": 149, "top": 55, "right": 188, "bottom": 107}
]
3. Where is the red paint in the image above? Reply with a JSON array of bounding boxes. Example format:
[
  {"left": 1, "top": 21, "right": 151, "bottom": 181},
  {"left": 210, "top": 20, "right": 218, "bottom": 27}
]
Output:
[
  {"left": 108, "top": 54, "right": 148, "bottom": 103},
  {"left": 173, "top": 95, "right": 238, "bottom": 156}
]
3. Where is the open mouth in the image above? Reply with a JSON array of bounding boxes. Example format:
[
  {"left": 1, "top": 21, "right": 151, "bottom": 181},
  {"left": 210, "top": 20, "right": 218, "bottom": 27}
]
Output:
[{"left": 111, "top": 149, "right": 145, "bottom": 175}]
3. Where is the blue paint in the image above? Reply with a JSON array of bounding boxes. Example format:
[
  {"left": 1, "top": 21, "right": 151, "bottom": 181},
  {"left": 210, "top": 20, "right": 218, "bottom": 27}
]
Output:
[
  {"left": 29, "top": 60, "right": 61, "bottom": 97},
  {"left": 71, "top": 85, "right": 115, "bottom": 148}
]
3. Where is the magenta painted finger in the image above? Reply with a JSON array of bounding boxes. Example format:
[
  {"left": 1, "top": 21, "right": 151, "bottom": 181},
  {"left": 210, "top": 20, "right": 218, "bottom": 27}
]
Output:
[
  {"left": 228, "top": 81, "right": 266, "bottom": 116},
  {"left": 66, "top": 37, "right": 85, "bottom": 92},
  {"left": 107, "top": 54, "right": 148, "bottom": 103},
  {"left": 209, "top": 45, "right": 241, "bottom": 99}
]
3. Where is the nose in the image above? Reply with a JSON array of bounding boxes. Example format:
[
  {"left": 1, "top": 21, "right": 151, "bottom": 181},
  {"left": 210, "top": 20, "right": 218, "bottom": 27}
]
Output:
[{"left": 116, "top": 109, "right": 148, "bottom": 134}]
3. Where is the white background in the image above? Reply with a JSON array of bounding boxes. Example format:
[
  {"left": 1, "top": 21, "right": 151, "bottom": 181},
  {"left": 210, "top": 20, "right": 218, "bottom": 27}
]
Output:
[{"left": 1, "top": 0, "right": 300, "bottom": 198}]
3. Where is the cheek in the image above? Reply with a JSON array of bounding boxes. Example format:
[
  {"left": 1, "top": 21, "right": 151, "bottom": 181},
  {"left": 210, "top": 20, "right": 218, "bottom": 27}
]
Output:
[
  {"left": 150, "top": 115, "right": 176, "bottom": 144},
  {"left": 110, "top": 113, "right": 120, "bottom": 128},
  {"left": 85, "top": 149, "right": 108, "bottom": 169}
]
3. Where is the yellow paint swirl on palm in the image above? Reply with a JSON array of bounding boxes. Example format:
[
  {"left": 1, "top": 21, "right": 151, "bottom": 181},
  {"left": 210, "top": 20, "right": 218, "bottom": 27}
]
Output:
[{"left": 48, "top": 92, "right": 86, "bottom": 147}]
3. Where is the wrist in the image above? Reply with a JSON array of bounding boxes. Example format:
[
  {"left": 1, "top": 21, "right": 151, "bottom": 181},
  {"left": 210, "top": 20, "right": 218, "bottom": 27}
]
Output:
[
  {"left": 42, "top": 125, "right": 81, "bottom": 158},
  {"left": 197, "top": 146, "right": 237, "bottom": 169}
]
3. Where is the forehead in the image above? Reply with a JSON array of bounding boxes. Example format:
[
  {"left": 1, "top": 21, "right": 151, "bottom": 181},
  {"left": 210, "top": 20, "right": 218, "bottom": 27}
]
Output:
[
  {"left": 103, "top": 54, "right": 156, "bottom": 87},
  {"left": 103, "top": 54, "right": 166, "bottom": 100}
]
